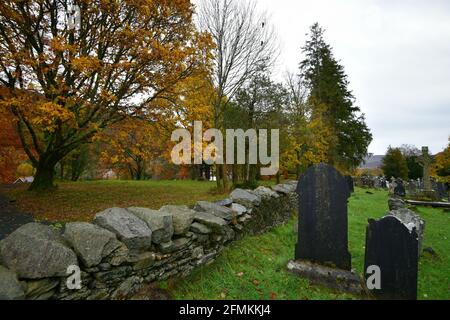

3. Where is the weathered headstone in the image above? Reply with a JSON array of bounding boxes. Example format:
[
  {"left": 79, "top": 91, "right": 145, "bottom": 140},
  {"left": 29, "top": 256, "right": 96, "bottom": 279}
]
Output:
[
  {"left": 394, "top": 180, "right": 406, "bottom": 197},
  {"left": 436, "top": 182, "right": 447, "bottom": 200},
  {"left": 295, "top": 163, "right": 351, "bottom": 270},
  {"left": 406, "top": 180, "right": 417, "bottom": 197},
  {"left": 345, "top": 176, "right": 354, "bottom": 193},
  {"left": 364, "top": 215, "right": 418, "bottom": 300}
]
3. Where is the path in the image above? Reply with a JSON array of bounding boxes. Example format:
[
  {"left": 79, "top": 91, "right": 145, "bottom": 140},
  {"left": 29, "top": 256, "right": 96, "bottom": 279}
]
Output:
[{"left": 0, "top": 185, "right": 35, "bottom": 240}]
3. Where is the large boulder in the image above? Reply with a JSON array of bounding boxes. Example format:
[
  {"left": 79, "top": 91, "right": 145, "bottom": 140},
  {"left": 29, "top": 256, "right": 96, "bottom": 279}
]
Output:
[
  {"left": 159, "top": 205, "right": 195, "bottom": 235},
  {"left": 230, "top": 189, "right": 261, "bottom": 208},
  {"left": 0, "top": 223, "right": 78, "bottom": 279},
  {"left": 94, "top": 208, "right": 152, "bottom": 251},
  {"left": 127, "top": 207, "right": 174, "bottom": 244},
  {"left": 63, "top": 222, "right": 122, "bottom": 268},
  {"left": 0, "top": 266, "right": 25, "bottom": 300},
  {"left": 194, "top": 201, "right": 234, "bottom": 220}
]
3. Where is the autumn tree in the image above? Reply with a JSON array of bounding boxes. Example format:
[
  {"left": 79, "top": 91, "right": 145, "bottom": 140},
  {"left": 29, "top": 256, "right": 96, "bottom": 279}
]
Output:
[
  {"left": 0, "top": 0, "right": 212, "bottom": 190},
  {"left": 0, "top": 105, "right": 27, "bottom": 182},
  {"left": 300, "top": 23, "right": 372, "bottom": 169},
  {"left": 381, "top": 146, "right": 409, "bottom": 180},
  {"left": 198, "top": 0, "right": 277, "bottom": 191},
  {"left": 432, "top": 138, "right": 450, "bottom": 183}
]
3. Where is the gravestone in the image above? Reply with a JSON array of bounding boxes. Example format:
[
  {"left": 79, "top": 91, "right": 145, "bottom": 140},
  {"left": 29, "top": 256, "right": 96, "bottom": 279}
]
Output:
[
  {"left": 364, "top": 215, "right": 418, "bottom": 300},
  {"left": 418, "top": 147, "right": 432, "bottom": 192},
  {"left": 380, "top": 178, "right": 387, "bottom": 189},
  {"left": 436, "top": 182, "right": 447, "bottom": 199},
  {"left": 345, "top": 176, "right": 354, "bottom": 193},
  {"left": 295, "top": 163, "right": 351, "bottom": 270},
  {"left": 406, "top": 180, "right": 417, "bottom": 197},
  {"left": 394, "top": 180, "right": 406, "bottom": 197}
]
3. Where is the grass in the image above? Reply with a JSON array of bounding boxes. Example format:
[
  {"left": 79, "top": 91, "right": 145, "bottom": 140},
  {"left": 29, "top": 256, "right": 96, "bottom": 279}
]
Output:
[
  {"left": 165, "top": 188, "right": 450, "bottom": 300},
  {"left": 5, "top": 181, "right": 449, "bottom": 299},
  {"left": 6, "top": 180, "right": 228, "bottom": 222}
]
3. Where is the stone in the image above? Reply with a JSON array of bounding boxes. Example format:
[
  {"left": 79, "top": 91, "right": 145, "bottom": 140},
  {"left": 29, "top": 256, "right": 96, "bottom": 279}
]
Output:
[
  {"left": 364, "top": 215, "right": 418, "bottom": 300},
  {"left": 127, "top": 207, "right": 174, "bottom": 244},
  {"left": 231, "top": 203, "right": 247, "bottom": 216},
  {"left": 25, "top": 278, "right": 59, "bottom": 300},
  {"left": 94, "top": 207, "right": 152, "bottom": 251},
  {"left": 157, "top": 241, "right": 174, "bottom": 254},
  {"left": 111, "top": 276, "right": 143, "bottom": 300},
  {"left": 271, "top": 184, "right": 291, "bottom": 195},
  {"left": 159, "top": 205, "right": 195, "bottom": 235},
  {"left": 63, "top": 222, "right": 122, "bottom": 267},
  {"left": 388, "top": 197, "right": 406, "bottom": 211},
  {"left": 0, "top": 266, "right": 25, "bottom": 300},
  {"left": 436, "top": 182, "right": 448, "bottom": 199},
  {"left": 127, "top": 252, "right": 155, "bottom": 271},
  {"left": 230, "top": 188, "right": 261, "bottom": 208},
  {"left": 194, "top": 201, "right": 234, "bottom": 220},
  {"left": 389, "top": 208, "right": 425, "bottom": 252},
  {"left": 190, "top": 222, "right": 212, "bottom": 234},
  {"left": 253, "top": 186, "right": 279, "bottom": 199},
  {"left": 295, "top": 163, "right": 352, "bottom": 270},
  {"left": 0, "top": 223, "right": 78, "bottom": 279},
  {"left": 193, "top": 211, "right": 228, "bottom": 232},
  {"left": 394, "top": 180, "right": 406, "bottom": 197},
  {"left": 215, "top": 199, "right": 233, "bottom": 207},
  {"left": 287, "top": 260, "right": 363, "bottom": 295}
]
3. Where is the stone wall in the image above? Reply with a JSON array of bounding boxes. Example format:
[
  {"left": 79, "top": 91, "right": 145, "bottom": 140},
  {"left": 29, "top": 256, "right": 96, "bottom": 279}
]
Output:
[{"left": 0, "top": 182, "right": 298, "bottom": 300}]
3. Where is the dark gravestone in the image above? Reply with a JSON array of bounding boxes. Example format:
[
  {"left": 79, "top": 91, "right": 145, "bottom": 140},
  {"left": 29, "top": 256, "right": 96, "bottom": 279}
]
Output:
[
  {"left": 436, "top": 182, "right": 447, "bottom": 199},
  {"left": 364, "top": 216, "right": 418, "bottom": 300},
  {"left": 295, "top": 163, "right": 351, "bottom": 270},
  {"left": 345, "top": 176, "right": 354, "bottom": 193},
  {"left": 394, "top": 181, "right": 406, "bottom": 197}
]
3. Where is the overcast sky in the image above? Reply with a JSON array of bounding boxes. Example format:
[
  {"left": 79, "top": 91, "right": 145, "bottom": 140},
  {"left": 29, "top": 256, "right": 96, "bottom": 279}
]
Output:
[
  {"left": 255, "top": 0, "right": 450, "bottom": 155},
  {"left": 198, "top": 0, "right": 450, "bottom": 155}
]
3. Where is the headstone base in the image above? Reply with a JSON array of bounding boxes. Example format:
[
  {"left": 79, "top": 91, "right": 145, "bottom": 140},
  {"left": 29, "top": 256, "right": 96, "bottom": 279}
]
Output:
[{"left": 287, "top": 260, "right": 365, "bottom": 296}]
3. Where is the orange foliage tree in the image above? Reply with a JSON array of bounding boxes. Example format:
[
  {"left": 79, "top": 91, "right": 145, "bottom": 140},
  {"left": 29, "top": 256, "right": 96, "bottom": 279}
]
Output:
[
  {"left": 0, "top": 0, "right": 212, "bottom": 190},
  {"left": 0, "top": 108, "right": 27, "bottom": 182}
]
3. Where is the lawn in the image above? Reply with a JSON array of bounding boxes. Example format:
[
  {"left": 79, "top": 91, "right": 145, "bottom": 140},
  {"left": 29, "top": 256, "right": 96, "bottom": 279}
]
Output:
[
  {"left": 164, "top": 188, "right": 450, "bottom": 300},
  {"left": 5, "top": 182, "right": 449, "bottom": 299},
  {"left": 6, "top": 180, "right": 229, "bottom": 222}
]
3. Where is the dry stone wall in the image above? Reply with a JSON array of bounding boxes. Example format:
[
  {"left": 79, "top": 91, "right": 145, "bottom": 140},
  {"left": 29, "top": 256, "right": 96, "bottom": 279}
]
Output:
[{"left": 0, "top": 182, "right": 298, "bottom": 300}]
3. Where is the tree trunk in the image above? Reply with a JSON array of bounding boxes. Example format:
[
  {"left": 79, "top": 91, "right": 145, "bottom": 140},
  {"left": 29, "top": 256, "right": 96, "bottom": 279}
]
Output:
[{"left": 29, "top": 162, "right": 56, "bottom": 191}]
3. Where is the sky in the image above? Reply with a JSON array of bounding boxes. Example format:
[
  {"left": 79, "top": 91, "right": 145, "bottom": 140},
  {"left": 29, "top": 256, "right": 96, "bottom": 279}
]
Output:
[
  {"left": 257, "top": 0, "right": 450, "bottom": 155},
  {"left": 198, "top": 0, "right": 450, "bottom": 155}
]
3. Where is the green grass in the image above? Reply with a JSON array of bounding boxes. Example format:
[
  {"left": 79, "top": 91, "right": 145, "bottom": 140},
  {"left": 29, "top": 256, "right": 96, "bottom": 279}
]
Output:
[
  {"left": 166, "top": 188, "right": 450, "bottom": 300},
  {"left": 7, "top": 180, "right": 227, "bottom": 222}
]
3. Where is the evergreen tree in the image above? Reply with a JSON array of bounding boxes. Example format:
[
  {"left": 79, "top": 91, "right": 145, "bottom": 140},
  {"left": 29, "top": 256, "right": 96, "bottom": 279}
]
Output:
[
  {"left": 300, "top": 23, "right": 372, "bottom": 169},
  {"left": 381, "top": 147, "right": 409, "bottom": 180}
]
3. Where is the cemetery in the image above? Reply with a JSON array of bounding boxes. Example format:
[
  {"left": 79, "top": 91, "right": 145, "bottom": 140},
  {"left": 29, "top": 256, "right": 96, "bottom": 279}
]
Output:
[{"left": 0, "top": 0, "right": 449, "bottom": 303}]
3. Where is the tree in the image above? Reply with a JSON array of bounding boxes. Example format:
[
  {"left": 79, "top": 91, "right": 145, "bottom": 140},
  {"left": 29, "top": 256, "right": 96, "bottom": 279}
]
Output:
[
  {"left": 0, "top": 0, "right": 212, "bottom": 190},
  {"left": 232, "top": 67, "right": 287, "bottom": 185},
  {"left": 399, "top": 144, "right": 422, "bottom": 179},
  {"left": 432, "top": 138, "right": 450, "bottom": 183},
  {"left": 299, "top": 23, "right": 372, "bottom": 169},
  {"left": 0, "top": 105, "right": 27, "bottom": 182},
  {"left": 99, "top": 118, "right": 163, "bottom": 180},
  {"left": 198, "top": 0, "right": 277, "bottom": 191},
  {"left": 381, "top": 146, "right": 409, "bottom": 180}
]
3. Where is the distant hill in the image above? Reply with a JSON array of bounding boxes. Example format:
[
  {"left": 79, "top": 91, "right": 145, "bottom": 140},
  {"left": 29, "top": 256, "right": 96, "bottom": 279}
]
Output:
[{"left": 359, "top": 155, "right": 384, "bottom": 169}]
